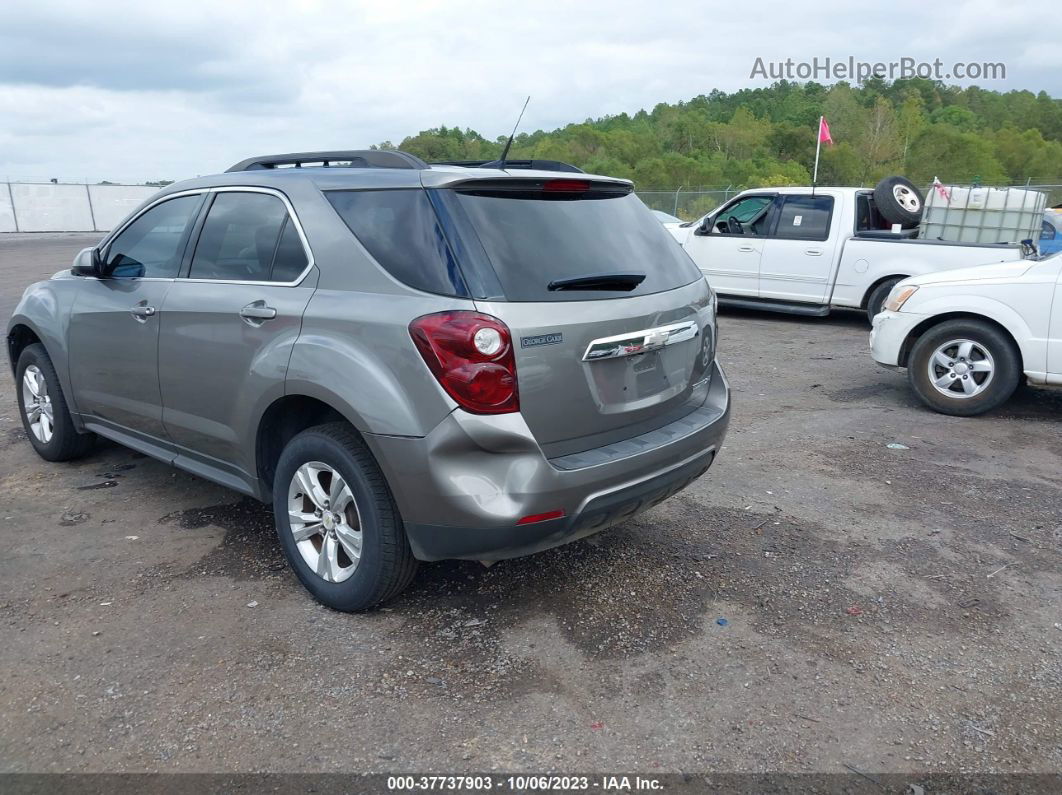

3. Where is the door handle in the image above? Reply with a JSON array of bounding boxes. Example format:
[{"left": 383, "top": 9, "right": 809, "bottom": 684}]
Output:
[
  {"left": 239, "top": 301, "right": 277, "bottom": 324},
  {"left": 737, "top": 245, "right": 756, "bottom": 253},
  {"left": 804, "top": 248, "right": 824, "bottom": 256},
  {"left": 130, "top": 305, "right": 156, "bottom": 322}
]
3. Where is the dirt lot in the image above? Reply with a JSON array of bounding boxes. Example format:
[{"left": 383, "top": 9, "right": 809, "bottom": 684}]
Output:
[{"left": 1, "top": 233, "right": 1060, "bottom": 775}]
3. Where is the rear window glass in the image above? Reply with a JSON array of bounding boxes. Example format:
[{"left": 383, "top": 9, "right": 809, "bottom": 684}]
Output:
[
  {"left": 448, "top": 190, "right": 701, "bottom": 302},
  {"left": 326, "top": 189, "right": 468, "bottom": 297}
]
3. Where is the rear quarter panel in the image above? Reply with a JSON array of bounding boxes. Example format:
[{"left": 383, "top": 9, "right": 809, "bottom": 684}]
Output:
[{"left": 286, "top": 287, "right": 464, "bottom": 437}]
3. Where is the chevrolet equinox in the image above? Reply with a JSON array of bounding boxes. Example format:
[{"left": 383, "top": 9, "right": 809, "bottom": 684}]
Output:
[{"left": 7, "top": 150, "right": 730, "bottom": 610}]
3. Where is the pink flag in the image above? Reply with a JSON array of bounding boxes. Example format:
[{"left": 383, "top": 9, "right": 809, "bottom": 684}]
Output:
[
  {"left": 819, "top": 117, "right": 833, "bottom": 145},
  {"left": 932, "top": 177, "right": 951, "bottom": 201}
]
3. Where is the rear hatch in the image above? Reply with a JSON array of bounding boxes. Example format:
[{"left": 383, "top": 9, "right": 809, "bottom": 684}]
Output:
[{"left": 436, "top": 177, "right": 714, "bottom": 456}]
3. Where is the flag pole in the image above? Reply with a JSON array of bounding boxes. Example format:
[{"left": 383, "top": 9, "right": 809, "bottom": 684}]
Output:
[{"left": 812, "top": 115, "right": 823, "bottom": 197}]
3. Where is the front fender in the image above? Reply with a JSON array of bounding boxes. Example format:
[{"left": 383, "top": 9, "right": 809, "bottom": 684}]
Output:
[
  {"left": 7, "top": 277, "right": 81, "bottom": 419},
  {"left": 905, "top": 292, "right": 1045, "bottom": 376}
]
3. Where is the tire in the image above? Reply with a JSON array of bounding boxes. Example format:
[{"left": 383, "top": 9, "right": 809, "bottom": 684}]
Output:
[
  {"left": 907, "top": 320, "right": 1021, "bottom": 416},
  {"left": 272, "top": 422, "right": 418, "bottom": 611},
  {"left": 865, "top": 277, "right": 903, "bottom": 324},
  {"left": 15, "top": 343, "right": 95, "bottom": 462},
  {"left": 873, "top": 176, "right": 924, "bottom": 229}
]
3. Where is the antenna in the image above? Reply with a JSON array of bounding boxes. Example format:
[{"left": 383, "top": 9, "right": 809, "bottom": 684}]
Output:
[{"left": 498, "top": 96, "right": 531, "bottom": 169}]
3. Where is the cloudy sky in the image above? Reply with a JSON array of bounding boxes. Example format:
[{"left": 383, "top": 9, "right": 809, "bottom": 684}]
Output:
[{"left": 1, "top": 0, "right": 1057, "bottom": 183}]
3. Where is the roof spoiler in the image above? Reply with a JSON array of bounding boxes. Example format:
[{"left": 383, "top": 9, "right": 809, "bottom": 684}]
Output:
[
  {"left": 226, "top": 150, "right": 429, "bottom": 172},
  {"left": 432, "top": 159, "right": 584, "bottom": 173}
]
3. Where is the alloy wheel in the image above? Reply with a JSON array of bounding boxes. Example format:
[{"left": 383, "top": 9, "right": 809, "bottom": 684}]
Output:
[
  {"left": 927, "top": 339, "right": 995, "bottom": 399},
  {"left": 22, "top": 365, "right": 54, "bottom": 443},
  {"left": 287, "top": 461, "right": 363, "bottom": 583}
]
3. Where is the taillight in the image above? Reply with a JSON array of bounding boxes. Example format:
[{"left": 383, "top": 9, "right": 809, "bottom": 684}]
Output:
[{"left": 409, "top": 311, "right": 519, "bottom": 414}]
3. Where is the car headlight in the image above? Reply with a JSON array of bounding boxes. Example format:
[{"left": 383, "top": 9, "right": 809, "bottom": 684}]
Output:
[{"left": 885, "top": 285, "right": 919, "bottom": 312}]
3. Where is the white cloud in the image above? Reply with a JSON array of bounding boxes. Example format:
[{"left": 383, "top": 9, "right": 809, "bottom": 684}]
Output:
[{"left": 0, "top": 0, "right": 1057, "bottom": 182}]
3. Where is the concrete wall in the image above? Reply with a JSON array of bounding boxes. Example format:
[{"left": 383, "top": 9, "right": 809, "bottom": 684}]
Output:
[
  {"left": 0, "top": 185, "right": 16, "bottom": 233},
  {"left": 87, "top": 184, "right": 157, "bottom": 231},
  {"left": 1, "top": 183, "right": 158, "bottom": 233}
]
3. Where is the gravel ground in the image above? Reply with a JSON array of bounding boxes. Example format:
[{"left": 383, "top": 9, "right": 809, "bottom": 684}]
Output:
[{"left": 0, "top": 233, "right": 1060, "bottom": 775}]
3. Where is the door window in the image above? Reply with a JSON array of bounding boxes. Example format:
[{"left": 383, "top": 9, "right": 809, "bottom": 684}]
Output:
[
  {"left": 774, "top": 195, "right": 834, "bottom": 241},
  {"left": 103, "top": 195, "right": 202, "bottom": 278},
  {"left": 712, "top": 196, "right": 774, "bottom": 236},
  {"left": 189, "top": 192, "right": 308, "bottom": 282}
]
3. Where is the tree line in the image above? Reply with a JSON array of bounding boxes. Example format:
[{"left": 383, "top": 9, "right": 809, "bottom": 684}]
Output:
[{"left": 375, "top": 79, "right": 1062, "bottom": 193}]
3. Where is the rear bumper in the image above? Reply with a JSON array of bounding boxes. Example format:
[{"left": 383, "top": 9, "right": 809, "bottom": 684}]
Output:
[{"left": 366, "top": 361, "right": 730, "bottom": 561}]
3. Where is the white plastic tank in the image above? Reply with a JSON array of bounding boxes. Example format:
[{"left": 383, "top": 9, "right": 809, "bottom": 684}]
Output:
[{"left": 920, "top": 184, "right": 1047, "bottom": 244}]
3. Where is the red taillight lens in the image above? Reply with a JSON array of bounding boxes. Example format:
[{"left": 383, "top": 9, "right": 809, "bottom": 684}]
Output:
[
  {"left": 542, "top": 179, "right": 590, "bottom": 193},
  {"left": 409, "top": 311, "right": 519, "bottom": 414}
]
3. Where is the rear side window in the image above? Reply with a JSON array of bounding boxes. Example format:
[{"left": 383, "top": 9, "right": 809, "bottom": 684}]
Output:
[
  {"left": 446, "top": 190, "right": 701, "bottom": 302},
  {"left": 327, "top": 189, "right": 467, "bottom": 297},
  {"left": 271, "top": 218, "right": 310, "bottom": 281},
  {"left": 189, "top": 192, "right": 308, "bottom": 282},
  {"left": 774, "top": 195, "right": 834, "bottom": 241}
]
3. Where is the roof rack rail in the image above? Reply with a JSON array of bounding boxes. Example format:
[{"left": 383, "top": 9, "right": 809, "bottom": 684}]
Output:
[
  {"left": 225, "top": 149, "right": 429, "bottom": 173},
  {"left": 432, "top": 159, "right": 584, "bottom": 174}
]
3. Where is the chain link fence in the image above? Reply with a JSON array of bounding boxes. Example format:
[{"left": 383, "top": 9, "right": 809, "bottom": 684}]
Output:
[
  {"left": 3, "top": 175, "right": 1060, "bottom": 232},
  {"left": 636, "top": 188, "right": 737, "bottom": 221}
]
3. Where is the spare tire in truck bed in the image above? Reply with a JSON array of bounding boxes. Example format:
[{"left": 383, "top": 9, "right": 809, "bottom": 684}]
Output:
[{"left": 873, "top": 176, "right": 924, "bottom": 229}]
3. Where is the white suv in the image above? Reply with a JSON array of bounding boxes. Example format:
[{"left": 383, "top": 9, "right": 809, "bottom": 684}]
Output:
[{"left": 871, "top": 254, "right": 1062, "bottom": 415}]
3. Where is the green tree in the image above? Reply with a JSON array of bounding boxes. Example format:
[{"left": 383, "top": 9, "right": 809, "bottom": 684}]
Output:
[{"left": 376, "top": 80, "right": 1060, "bottom": 190}]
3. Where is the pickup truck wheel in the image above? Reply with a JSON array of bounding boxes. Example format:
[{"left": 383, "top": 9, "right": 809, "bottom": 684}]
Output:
[
  {"left": 15, "top": 343, "right": 95, "bottom": 462},
  {"left": 873, "top": 176, "right": 924, "bottom": 229},
  {"left": 273, "top": 422, "right": 418, "bottom": 611},
  {"left": 907, "top": 320, "right": 1021, "bottom": 416},
  {"left": 866, "top": 278, "right": 902, "bottom": 324}
]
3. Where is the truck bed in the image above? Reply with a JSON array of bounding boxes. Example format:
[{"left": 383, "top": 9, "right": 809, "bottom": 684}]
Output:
[{"left": 829, "top": 236, "right": 1025, "bottom": 309}]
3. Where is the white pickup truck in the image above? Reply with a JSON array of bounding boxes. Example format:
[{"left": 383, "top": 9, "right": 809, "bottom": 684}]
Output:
[{"left": 670, "top": 185, "right": 1030, "bottom": 323}]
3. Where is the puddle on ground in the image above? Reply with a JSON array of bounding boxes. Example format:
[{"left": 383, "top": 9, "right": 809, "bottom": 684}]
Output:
[{"left": 157, "top": 497, "right": 287, "bottom": 581}]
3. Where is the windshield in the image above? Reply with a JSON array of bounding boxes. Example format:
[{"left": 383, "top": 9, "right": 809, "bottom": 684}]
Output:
[{"left": 445, "top": 190, "right": 702, "bottom": 302}]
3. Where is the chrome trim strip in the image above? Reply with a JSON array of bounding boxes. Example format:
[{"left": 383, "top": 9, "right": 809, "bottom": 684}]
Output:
[
  {"left": 758, "top": 271, "right": 829, "bottom": 284},
  {"left": 97, "top": 186, "right": 316, "bottom": 288},
  {"left": 701, "top": 268, "right": 757, "bottom": 279},
  {"left": 582, "top": 320, "right": 699, "bottom": 362}
]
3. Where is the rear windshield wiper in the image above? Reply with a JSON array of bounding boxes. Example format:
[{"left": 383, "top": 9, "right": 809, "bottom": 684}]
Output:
[{"left": 547, "top": 272, "right": 646, "bottom": 292}]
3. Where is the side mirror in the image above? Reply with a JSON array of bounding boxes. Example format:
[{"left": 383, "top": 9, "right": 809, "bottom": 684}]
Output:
[
  {"left": 694, "top": 218, "right": 713, "bottom": 236},
  {"left": 72, "top": 247, "right": 102, "bottom": 277}
]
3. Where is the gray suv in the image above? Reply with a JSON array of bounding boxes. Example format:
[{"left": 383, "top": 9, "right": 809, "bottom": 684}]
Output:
[{"left": 7, "top": 150, "right": 731, "bottom": 611}]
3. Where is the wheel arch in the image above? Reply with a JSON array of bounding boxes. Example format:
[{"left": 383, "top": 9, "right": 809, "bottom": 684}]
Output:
[
  {"left": 253, "top": 392, "right": 370, "bottom": 501},
  {"left": 898, "top": 311, "right": 1026, "bottom": 371},
  {"left": 860, "top": 274, "right": 908, "bottom": 310},
  {"left": 6, "top": 321, "right": 43, "bottom": 375},
  {"left": 6, "top": 317, "right": 85, "bottom": 425}
]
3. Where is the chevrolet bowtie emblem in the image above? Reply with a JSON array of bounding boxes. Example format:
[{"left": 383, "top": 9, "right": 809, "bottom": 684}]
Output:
[{"left": 582, "top": 321, "right": 699, "bottom": 362}]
